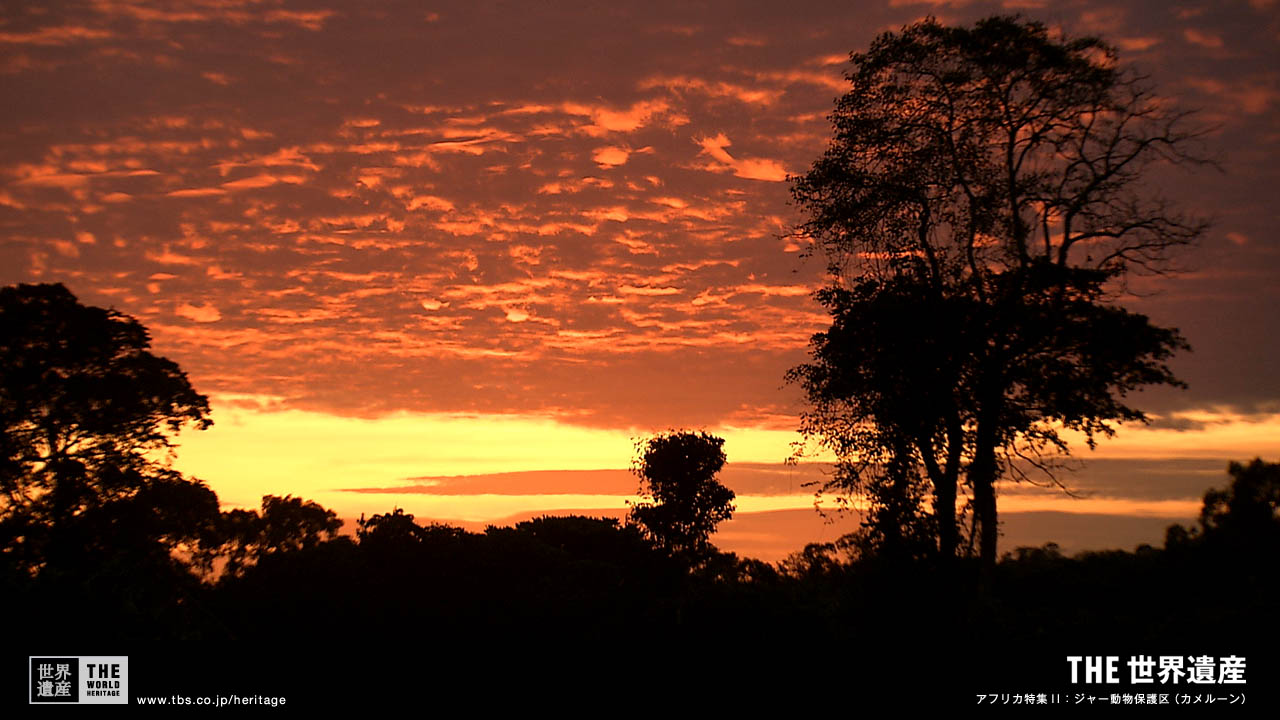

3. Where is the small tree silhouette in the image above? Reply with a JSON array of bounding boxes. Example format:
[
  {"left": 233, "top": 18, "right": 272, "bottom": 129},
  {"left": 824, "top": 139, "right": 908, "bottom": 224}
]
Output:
[{"left": 627, "top": 431, "right": 735, "bottom": 561}]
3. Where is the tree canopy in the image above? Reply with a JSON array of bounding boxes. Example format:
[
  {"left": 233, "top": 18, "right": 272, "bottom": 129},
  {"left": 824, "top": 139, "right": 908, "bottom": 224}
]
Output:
[
  {"left": 628, "top": 430, "right": 735, "bottom": 561},
  {"left": 214, "top": 494, "right": 343, "bottom": 577},
  {"left": 0, "top": 283, "right": 216, "bottom": 575},
  {"left": 789, "top": 16, "right": 1206, "bottom": 566},
  {"left": 1166, "top": 458, "right": 1280, "bottom": 553}
]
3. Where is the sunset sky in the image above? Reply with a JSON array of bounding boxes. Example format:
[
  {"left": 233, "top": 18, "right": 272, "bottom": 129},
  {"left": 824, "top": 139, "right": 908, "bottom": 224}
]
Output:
[{"left": 2, "top": 0, "right": 1277, "bottom": 560}]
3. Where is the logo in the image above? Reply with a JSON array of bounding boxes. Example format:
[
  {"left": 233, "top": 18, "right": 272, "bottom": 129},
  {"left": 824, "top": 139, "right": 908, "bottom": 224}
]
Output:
[{"left": 29, "top": 656, "right": 128, "bottom": 705}]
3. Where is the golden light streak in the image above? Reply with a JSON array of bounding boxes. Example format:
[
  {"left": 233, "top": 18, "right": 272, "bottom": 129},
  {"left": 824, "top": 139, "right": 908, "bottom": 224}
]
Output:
[
  {"left": 171, "top": 398, "right": 1272, "bottom": 529},
  {"left": 1060, "top": 412, "right": 1280, "bottom": 460}
]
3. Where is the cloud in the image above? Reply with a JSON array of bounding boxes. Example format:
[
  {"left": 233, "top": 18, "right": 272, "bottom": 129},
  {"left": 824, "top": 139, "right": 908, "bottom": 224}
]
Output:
[
  {"left": 176, "top": 302, "right": 223, "bottom": 323},
  {"left": 694, "top": 134, "right": 788, "bottom": 181},
  {"left": 561, "top": 99, "right": 673, "bottom": 136},
  {"left": 202, "top": 71, "right": 232, "bottom": 86},
  {"left": 217, "top": 147, "right": 321, "bottom": 175},
  {"left": 1116, "top": 37, "right": 1160, "bottom": 52},
  {"left": 1, "top": 0, "right": 1273, "bottom": 448},
  {"left": 87, "top": 1, "right": 335, "bottom": 31},
  {"left": 263, "top": 9, "right": 336, "bottom": 31},
  {"left": 402, "top": 194, "right": 454, "bottom": 212},
  {"left": 167, "top": 187, "right": 226, "bottom": 197},
  {"left": 0, "top": 26, "right": 113, "bottom": 45},
  {"left": 1183, "top": 28, "right": 1224, "bottom": 49},
  {"left": 145, "top": 247, "right": 202, "bottom": 265},
  {"left": 1186, "top": 76, "right": 1279, "bottom": 114},
  {"left": 640, "top": 75, "right": 784, "bottom": 105},
  {"left": 747, "top": 69, "right": 846, "bottom": 92},
  {"left": 12, "top": 166, "right": 91, "bottom": 188},
  {"left": 592, "top": 145, "right": 632, "bottom": 167},
  {"left": 618, "top": 285, "right": 681, "bottom": 296},
  {"left": 222, "top": 173, "right": 306, "bottom": 190}
]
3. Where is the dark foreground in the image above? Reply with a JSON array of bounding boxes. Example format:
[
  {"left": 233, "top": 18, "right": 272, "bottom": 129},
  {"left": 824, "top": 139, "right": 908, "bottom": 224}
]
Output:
[{"left": 5, "top": 515, "right": 1276, "bottom": 710}]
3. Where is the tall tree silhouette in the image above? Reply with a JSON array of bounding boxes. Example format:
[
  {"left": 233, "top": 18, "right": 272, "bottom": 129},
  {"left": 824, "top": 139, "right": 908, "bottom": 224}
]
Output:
[
  {"left": 789, "top": 16, "right": 1206, "bottom": 567},
  {"left": 0, "top": 283, "right": 216, "bottom": 576},
  {"left": 628, "top": 431, "right": 735, "bottom": 562}
]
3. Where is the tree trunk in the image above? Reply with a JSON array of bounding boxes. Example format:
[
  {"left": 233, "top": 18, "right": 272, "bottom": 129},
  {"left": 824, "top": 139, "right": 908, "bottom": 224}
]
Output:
[
  {"left": 969, "top": 413, "right": 999, "bottom": 570},
  {"left": 920, "top": 411, "right": 963, "bottom": 561},
  {"left": 923, "top": 449, "right": 957, "bottom": 560}
]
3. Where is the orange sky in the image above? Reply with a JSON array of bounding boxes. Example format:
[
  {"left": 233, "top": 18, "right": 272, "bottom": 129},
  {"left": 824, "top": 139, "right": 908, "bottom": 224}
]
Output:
[{"left": 2, "top": 0, "right": 1278, "bottom": 560}]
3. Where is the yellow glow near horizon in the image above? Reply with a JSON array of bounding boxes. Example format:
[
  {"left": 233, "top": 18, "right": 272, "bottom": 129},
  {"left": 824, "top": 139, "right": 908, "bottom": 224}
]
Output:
[
  {"left": 177, "top": 404, "right": 625, "bottom": 508},
  {"left": 174, "top": 397, "right": 1279, "bottom": 523},
  {"left": 1060, "top": 412, "right": 1280, "bottom": 460},
  {"left": 174, "top": 396, "right": 810, "bottom": 511}
]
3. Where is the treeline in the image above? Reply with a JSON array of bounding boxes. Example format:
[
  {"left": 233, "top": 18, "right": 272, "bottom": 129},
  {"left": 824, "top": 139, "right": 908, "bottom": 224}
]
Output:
[
  {"left": 4, "top": 451, "right": 1277, "bottom": 698},
  {"left": 6, "top": 458, "right": 1276, "bottom": 652}
]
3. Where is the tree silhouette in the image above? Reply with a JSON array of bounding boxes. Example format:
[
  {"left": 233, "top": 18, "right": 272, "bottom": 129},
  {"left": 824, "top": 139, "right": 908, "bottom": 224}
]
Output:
[
  {"left": 628, "top": 431, "right": 735, "bottom": 562},
  {"left": 0, "top": 283, "right": 216, "bottom": 575},
  {"left": 213, "top": 494, "right": 342, "bottom": 577},
  {"left": 258, "top": 494, "right": 341, "bottom": 552},
  {"left": 789, "top": 16, "right": 1205, "bottom": 567},
  {"left": 357, "top": 507, "right": 444, "bottom": 549},
  {"left": 1166, "top": 458, "right": 1280, "bottom": 552},
  {"left": 1200, "top": 460, "right": 1280, "bottom": 537}
]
